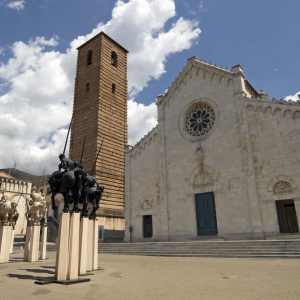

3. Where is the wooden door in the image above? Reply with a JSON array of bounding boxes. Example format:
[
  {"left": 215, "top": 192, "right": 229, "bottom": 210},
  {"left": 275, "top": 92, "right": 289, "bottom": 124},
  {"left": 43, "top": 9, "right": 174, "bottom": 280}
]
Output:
[
  {"left": 143, "top": 215, "right": 153, "bottom": 238},
  {"left": 195, "top": 192, "right": 218, "bottom": 236},
  {"left": 284, "top": 204, "right": 299, "bottom": 233}
]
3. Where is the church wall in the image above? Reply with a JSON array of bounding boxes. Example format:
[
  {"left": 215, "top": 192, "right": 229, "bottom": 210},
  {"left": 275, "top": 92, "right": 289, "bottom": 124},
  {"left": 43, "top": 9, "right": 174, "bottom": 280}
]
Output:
[
  {"left": 246, "top": 103, "right": 300, "bottom": 236},
  {"left": 158, "top": 66, "right": 252, "bottom": 241},
  {"left": 124, "top": 130, "right": 161, "bottom": 242}
]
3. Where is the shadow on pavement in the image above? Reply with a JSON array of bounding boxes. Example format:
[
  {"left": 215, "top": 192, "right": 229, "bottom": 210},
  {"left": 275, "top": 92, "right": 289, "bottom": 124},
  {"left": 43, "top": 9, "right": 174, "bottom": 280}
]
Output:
[{"left": 19, "top": 268, "right": 54, "bottom": 274}]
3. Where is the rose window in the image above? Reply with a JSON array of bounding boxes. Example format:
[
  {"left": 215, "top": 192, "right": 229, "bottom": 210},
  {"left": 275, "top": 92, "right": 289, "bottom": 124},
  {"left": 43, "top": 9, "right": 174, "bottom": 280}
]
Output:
[{"left": 185, "top": 105, "right": 215, "bottom": 137}]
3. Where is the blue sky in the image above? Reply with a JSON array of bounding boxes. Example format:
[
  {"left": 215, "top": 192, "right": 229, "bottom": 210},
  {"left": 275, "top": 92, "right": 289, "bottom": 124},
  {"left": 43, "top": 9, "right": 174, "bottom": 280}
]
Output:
[{"left": 0, "top": 0, "right": 299, "bottom": 174}]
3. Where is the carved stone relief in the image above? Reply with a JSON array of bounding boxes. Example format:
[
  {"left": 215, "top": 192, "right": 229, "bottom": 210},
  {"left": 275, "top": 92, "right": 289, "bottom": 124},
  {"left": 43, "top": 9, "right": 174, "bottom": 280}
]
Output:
[
  {"left": 273, "top": 181, "right": 292, "bottom": 193},
  {"left": 141, "top": 196, "right": 153, "bottom": 209},
  {"left": 193, "top": 172, "right": 213, "bottom": 186}
]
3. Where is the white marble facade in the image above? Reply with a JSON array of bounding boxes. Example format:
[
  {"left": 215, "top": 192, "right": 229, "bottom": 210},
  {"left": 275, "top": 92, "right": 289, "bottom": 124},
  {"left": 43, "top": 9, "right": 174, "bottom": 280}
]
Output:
[{"left": 124, "top": 57, "right": 300, "bottom": 242}]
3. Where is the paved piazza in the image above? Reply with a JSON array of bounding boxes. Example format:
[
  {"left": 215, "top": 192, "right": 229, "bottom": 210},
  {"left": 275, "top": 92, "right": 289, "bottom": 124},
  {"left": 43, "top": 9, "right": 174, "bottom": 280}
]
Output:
[{"left": 1, "top": 243, "right": 300, "bottom": 300}]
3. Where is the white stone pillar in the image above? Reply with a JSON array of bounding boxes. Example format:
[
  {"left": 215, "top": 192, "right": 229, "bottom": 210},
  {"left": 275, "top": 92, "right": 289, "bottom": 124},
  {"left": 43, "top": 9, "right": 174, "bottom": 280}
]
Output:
[
  {"left": 86, "top": 219, "right": 94, "bottom": 271},
  {"left": 78, "top": 217, "right": 88, "bottom": 275},
  {"left": 28, "top": 225, "right": 39, "bottom": 262},
  {"left": 55, "top": 212, "right": 70, "bottom": 281},
  {"left": 24, "top": 224, "right": 32, "bottom": 261},
  {"left": 92, "top": 219, "right": 98, "bottom": 271},
  {"left": 40, "top": 225, "right": 47, "bottom": 260},
  {"left": 0, "top": 226, "right": 9, "bottom": 263},
  {"left": 4, "top": 225, "right": 12, "bottom": 262},
  {"left": 9, "top": 229, "right": 14, "bottom": 254},
  {"left": 68, "top": 212, "right": 80, "bottom": 280}
]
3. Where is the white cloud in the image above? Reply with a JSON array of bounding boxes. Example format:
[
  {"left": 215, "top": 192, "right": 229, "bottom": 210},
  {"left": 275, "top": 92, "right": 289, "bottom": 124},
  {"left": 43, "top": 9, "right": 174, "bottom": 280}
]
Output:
[
  {"left": 0, "top": 0, "right": 200, "bottom": 175},
  {"left": 0, "top": 47, "right": 4, "bottom": 55},
  {"left": 7, "top": 0, "right": 25, "bottom": 11},
  {"left": 285, "top": 91, "right": 300, "bottom": 102},
  {"left": 274, "top": 68, "right": 278, "bottom": 71},
  {"left": 127, "top": 100, "right": 157, "bottom": 146}
]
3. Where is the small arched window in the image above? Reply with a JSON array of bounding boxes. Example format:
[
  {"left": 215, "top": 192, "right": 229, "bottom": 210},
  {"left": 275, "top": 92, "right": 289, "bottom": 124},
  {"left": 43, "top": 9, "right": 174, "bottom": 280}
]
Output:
[
  {"left": 87, "top": 50, "right": 92, "bottom": 66},
  {"left": 86, "top": 83, "right": 89, "bottom": 94},
  {"left": 111, "top": 51, "right": 117, "bottom": 67},
  {"left": 112, "top": 83, "right": 116, "bottom": 94}
]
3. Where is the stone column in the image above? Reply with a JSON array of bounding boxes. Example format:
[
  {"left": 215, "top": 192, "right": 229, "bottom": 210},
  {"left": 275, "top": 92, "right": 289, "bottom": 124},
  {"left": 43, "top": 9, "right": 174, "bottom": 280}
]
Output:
[
  {"left": 92, "top": 219, "right": 98, "bottom": 270},
  {"left": 40, "top": 225, "right": 47, "bottom": 260},
  {"left": 78, "top": 217, "right": 88, "bottom": 275},
  {"left": 68, "top": 212, "right": 80, "bottom": 280},
  {"left": 55, "top": 212, "right": 70, "bottom": 281}
]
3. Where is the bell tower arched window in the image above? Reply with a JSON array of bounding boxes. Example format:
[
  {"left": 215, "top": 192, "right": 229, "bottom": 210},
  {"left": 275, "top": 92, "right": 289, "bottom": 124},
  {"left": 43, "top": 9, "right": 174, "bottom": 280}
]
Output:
[
  {"left": 111, "top": 51, "right": 117, "bottom": 67},
  {"left": 87, "top": 50, "right": 92, "bottom": 66},
  {"left": 112, "top": 83, "right": 116, "bottom": 94}
]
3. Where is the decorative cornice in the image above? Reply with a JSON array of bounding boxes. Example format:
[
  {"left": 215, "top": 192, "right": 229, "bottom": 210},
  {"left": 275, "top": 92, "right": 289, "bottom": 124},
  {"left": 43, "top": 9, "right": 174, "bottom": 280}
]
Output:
[
  {"left": 127, "top": 125, "right": 159, "bottom": 158},
  {"left": 244, "top": 95, "right": 300, "bottom": 118},
  {"left": 156, "top": 57, "right": 240, "bottom": 108}
]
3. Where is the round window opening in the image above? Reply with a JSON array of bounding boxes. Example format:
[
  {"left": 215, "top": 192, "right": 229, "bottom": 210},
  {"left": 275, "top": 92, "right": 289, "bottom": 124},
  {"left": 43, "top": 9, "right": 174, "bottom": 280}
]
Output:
[{"left": 185, "top": 105, "right": 215, "bottom": 137}]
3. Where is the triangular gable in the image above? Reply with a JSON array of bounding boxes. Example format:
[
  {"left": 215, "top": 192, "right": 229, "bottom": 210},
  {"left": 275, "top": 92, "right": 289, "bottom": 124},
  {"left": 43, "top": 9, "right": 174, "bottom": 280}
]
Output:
[{"left": 0, "top": 171, "right": 16, "bottom": 179}]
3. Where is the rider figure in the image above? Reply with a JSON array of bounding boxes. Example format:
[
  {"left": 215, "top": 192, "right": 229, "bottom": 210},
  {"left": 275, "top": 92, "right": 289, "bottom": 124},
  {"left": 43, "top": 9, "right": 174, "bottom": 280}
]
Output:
[{"left": 58, "top": 154, "right": 74, "bottom": 172}]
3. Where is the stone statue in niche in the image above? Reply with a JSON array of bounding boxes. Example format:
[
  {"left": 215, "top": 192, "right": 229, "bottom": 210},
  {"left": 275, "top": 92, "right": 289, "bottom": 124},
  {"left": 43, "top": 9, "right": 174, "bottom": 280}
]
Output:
[
  {"left": 273, "top": 181, "right": 292, "bottom": 193},
  {"left": 195, "top": 147, "right": 203, "bottom": 163}
]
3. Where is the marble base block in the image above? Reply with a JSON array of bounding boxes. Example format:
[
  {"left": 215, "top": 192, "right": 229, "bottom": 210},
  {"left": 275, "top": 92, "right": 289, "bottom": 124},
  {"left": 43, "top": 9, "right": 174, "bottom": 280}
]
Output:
[
  {"left": 40, "top": 226, "right": 47, "bottom": 260},
  {"left": 4, "top": 226, "right": 12, "bottom": 262},
  {"left": 9, "top": 229, "right": 15, "bottom": 254},
  {"left": 68, "top": 212, "right": 80, "bottom": 280},
  {"left": 86, "top": 219, "right": 94, "bottom": 271},
  {"left": 24, "top": 225, "right": 32, "bottom": 261},
  {"left": 78, "top": 217, "right": 88, "bottom": 275},
  {"left": 29, "top": 225, "right": 40, "bottom": 262},
  {"left": 0, "top": 226, "right": 9, "bottom": 263},
  {"left": 92, "top": 219, "right": 98, "bottom": 271},
  {"left": 55, "top": 213, "right": 70, "bottom": 281}
]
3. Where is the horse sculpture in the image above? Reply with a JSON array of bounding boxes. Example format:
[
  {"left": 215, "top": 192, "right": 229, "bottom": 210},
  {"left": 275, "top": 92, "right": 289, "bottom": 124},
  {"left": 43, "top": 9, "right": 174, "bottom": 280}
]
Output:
[
  {"left": 48, "top": 157, "right": 104, "bottom": 218},
  {"left": 26, "top": 189, "right": 47, "bottom": 225},
  {"left": 0, "top": 192, "right": 18, "bottom": 225}
]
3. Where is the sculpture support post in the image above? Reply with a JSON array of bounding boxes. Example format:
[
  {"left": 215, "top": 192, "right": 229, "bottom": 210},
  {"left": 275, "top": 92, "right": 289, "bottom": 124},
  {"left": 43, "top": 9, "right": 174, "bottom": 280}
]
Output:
[
  {"left": 9, "top": 229, "right": 15, "bottom": 254},
  {"left": 78, "top": 217, "right": 88, "bottom": 275},
  {"left": 0, "top": 225, "right": 9, "bottom": 263},
  {"left": 29, "top": 224, "right": 39, "bottom": 262},
  {"left": 92, "top": 219, "right": 98, "bottom": 270},
  {"left": 68, "top": 212, "right": 80, "bottom": 280},
  {"left": 24, "top": 224, "right": 32, "bottom": 261},
  {"left": 40, "top": 225, "right": 47, "bottom": 260},
  {"left": 86, "top": 219, "right": 94, "bottom": 271},
  {"left": 55, "top": 212, "right": 70, "bottom": 281},
  {"left": 4, "top": 225, "right": 12, "bottom": 262}
]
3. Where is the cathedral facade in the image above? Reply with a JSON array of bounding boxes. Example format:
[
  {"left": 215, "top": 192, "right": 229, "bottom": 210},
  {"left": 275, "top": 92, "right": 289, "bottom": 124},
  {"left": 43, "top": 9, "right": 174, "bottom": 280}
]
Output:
[{"left": 124, "top": 56, "right": 300, "bottom": 242}]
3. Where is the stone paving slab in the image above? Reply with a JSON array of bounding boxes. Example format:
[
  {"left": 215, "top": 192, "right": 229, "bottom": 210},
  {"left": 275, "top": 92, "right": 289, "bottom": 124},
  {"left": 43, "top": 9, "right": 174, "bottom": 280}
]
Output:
[{"left": 1, "top": 244, "right": 300, "bottom": 300}]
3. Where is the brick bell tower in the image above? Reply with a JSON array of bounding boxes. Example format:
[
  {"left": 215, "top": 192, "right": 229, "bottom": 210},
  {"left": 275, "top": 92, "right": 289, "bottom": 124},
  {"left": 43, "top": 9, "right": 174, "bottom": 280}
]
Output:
[{"left": 69, "top": 32, "right": 128, "bottom": 235}]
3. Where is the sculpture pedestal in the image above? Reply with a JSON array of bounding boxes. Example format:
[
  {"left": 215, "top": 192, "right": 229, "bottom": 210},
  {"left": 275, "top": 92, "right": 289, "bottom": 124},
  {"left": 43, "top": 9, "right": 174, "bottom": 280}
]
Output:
[
  {"left": 9, "top": 229, "right": 15, "bottom": 254},
  {"left": 92, "top": 219, "right": 98, "bottom": 271},
  {"left": 29, "top": 225, "right": 40, "bottom": 262},
  {"left": 0, "top": 225, "right": 10, "bottom": 263},
  {"left": 86, "top": 219, "right": 94, "bottom": 271},
  {"left": 68, "top": 212, "right": 80, "bottom": 280},
  {"left": 78, "top": 217, "right": 88, "bottom": 275},
  {"left": 4, "top": 226, "right": 12, "bottom": 262},
  {"left": 55, "top": 213, "right": 70, "bottom": 281},
  {"left": 24, "top": 224, "right": 32, "bottom": 261},
  {"left": 40, "top": 225, "right": 47, "bottom": 260}
]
